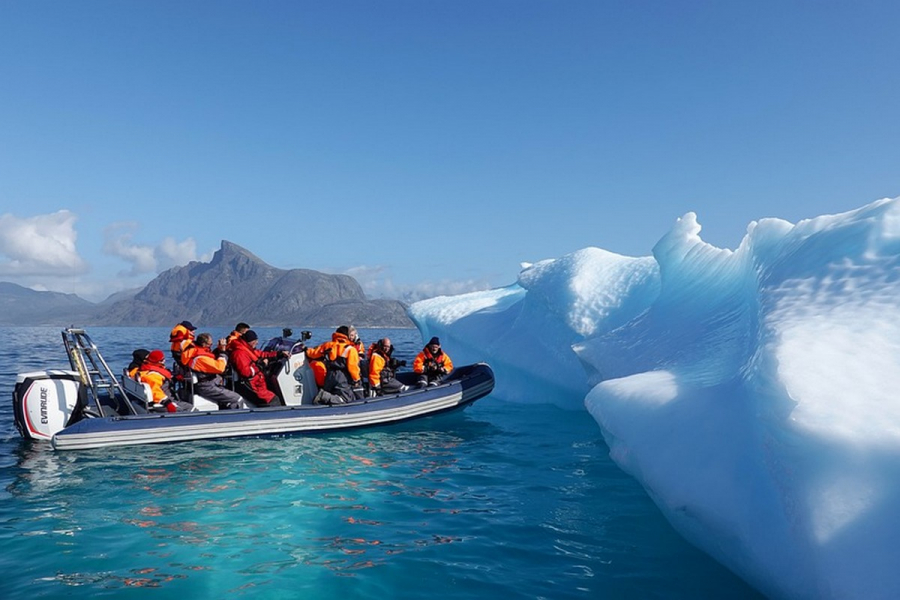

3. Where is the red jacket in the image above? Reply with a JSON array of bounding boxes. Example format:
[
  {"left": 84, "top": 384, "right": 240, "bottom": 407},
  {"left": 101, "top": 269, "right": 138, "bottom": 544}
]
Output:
[
  {"left": 230, "top": 337, "right": 279, "bottom": 403},
  {"left": 225, "top": 330, "right": 247, "bottom": 353},
  {"left": 230, "top": 337, "right": 279, "bottom": 379}
]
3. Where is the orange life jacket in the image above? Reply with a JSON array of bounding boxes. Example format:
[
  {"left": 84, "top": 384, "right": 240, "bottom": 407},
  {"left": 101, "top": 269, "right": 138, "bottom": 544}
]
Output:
[
  {"left": 310, "top": 359, "right": 327, "bottom": 387},
  {"left": 368, "top": 349, "right": 390, "bottom": 388},
  {"left": 169, "top": 324, "right": 195, "bottom": 360},
  {"left": 188, "top": 346, "right": 228, "bottom": 380},
  {"left": 306, "top": 333, "right": 361, "bottom": 382},
  {"left": 136, "top": 362, "right": 173, "bottom": 404},
  {"left": 413, "top": 347, "right": 453, "bottom": 375}
]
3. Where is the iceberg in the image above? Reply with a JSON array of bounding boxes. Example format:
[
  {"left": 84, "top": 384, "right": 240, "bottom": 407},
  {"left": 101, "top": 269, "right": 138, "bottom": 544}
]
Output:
[{"left": 408, "top": 197, "right": 900, "bottom": 599}]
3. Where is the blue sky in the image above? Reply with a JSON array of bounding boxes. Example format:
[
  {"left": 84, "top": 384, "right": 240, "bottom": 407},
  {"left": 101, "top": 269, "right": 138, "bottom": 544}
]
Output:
[{"left": 1, "top": 1, "right": 899, "bottom": 301}]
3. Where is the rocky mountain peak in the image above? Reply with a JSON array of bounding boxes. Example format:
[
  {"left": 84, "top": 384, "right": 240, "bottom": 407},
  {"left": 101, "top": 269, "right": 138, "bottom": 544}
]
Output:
[
  {"left": 89, "top": 240, "right": 412, "bottom": 327},
  {"left": 0, "top": 241, "right": 413, "bottom": 327},
  {"left": 211, "top": 241, "right": 268, "bottom": 266}
]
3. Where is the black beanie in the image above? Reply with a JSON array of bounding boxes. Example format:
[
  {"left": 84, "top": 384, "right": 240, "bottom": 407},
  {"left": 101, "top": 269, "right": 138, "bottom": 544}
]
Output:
[
  {"left": 427, "top": 337, "right": 440, "bottom": 346},
  {"left": 243, "top": 330, "right": 258, "bottom": 343}
]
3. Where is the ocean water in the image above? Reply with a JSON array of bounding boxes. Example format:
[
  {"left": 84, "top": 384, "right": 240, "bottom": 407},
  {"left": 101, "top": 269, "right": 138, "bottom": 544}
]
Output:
[{"left": 0, "top": 327, "right": 761, "bottom": 599}]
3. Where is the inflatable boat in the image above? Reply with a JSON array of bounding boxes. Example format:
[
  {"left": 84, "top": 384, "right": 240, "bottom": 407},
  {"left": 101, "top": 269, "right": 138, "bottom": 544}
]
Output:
[{"left": 12, "top": 329, "right": 494, "bottom": 451}]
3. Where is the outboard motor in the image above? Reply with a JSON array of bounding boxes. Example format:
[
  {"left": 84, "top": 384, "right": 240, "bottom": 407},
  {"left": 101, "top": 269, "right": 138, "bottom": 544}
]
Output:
[{"left": 13, "top": 370, "right": 83, "bottom": 441}]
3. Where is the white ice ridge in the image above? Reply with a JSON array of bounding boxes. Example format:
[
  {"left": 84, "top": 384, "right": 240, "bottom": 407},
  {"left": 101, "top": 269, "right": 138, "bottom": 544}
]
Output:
[{"left": 408, "top": 197, "right": 900, "bottom": 599}]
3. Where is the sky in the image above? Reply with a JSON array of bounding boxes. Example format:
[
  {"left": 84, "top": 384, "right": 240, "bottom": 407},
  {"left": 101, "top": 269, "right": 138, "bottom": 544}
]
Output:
[{"left": 1, "top": 1, "right": 899, "bottom": 302}]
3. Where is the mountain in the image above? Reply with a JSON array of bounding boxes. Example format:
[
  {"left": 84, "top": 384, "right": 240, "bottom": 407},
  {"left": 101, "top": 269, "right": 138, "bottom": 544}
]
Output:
[
  {"left": 96, "top": 287, "right": 142, "bottom": 306},
  {"left": 95, "top": 241, "right": 413, "bottom": 327},
  {"left": 0, "top": 282, "right": 98, "bottom": 326}
]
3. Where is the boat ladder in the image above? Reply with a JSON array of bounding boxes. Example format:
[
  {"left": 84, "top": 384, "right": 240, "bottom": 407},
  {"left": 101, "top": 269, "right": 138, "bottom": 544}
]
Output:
[{"left": 62, "top": 328, "right": 138, "bottom": 417}]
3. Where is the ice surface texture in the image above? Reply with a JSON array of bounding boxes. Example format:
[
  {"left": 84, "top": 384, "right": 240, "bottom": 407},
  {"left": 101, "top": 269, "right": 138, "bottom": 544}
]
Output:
[{"left": 409, "top": 198, "right": 900, "bottom": 599}]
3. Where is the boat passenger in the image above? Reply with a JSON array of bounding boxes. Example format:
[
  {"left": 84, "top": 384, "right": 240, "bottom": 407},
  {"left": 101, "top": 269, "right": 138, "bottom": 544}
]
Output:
[
  {"left": 230, "top": 330, "right": 289, "bottom": 407},
  {"left": 187, "top": 333, "right": 247, "bottom": 410},
  {"left": 168, "top": 321, "right": 198, "bottom": 397},
  {"left": 368, "top": 338, "right": 408, "bottom": 396},
  {"left": 305, "top": 325, "right": 364, "bottom": 404},
  {"left": 413, "top": 337, "right": 454, "bottom": 388},
  {"left": 308, "top": 330, "right": 340, "bottom": 389},
  {"left": 169, "top": 321, "right": 197, "bottom": 365},
  {"left": 136, "top": 349, "right": 192, "bottom": 412},
  {"left": 348, "top": 326, "right": 367, "bottom": 384},
  {"left": 126, "top": 348, "right": 150, "bottom": 377},
  {"left": 348, "top": 326, "right": 365, "bottom": 355},
  {"left": 225, "top": 322, "right": 251, "bottom": 352}
]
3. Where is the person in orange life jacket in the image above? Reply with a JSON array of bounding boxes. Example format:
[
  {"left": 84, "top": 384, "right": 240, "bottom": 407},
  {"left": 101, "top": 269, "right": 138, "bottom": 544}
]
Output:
[
  {"left": 187, "top": 333, "right": 247, "bottom": 410},
  {"left": 305, "top": 325, "right": 364, "bottom": 404},
  {"left": 307, "top": 330, "right": 343, "bottom": 388},
  {"left": 347, "top": 326, "right": 365, "bottom": 355},
  {"left": 229, "top": 330, "right": 289, "bottom": 406},
  {"left": 368, "top": 338, "right": 408, "bottom": 396},
  {"left": 135, "top": 350, "right": 193, "bottom": 412},
  {"left": 225, "top": 322, "right": 251, "bottom": 352},
  {"left": 413, "top": 337, "right": 454, "bottom": 388},
  {"left": 169, "top": 321, "right": 197, "bottom": 364},
  {"left": 168, "top": 320, "right": 197, "bottom": 392}
]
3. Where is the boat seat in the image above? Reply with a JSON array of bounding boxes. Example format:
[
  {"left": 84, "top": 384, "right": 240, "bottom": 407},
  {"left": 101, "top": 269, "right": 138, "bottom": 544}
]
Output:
[
  {"left": 182, "top": 374, "right": 221, "bottom": 412},
  {"left": 122, "top": 370, "right": 218, "bottom": 412},
  {"left": 121, "top": 373, "right": 151, "bottom": 405}
]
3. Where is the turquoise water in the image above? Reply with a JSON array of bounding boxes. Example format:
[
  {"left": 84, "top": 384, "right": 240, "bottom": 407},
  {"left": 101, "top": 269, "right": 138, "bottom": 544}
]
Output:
[{"left": 0, "top": 327, "right": 761, "bottom": 598}]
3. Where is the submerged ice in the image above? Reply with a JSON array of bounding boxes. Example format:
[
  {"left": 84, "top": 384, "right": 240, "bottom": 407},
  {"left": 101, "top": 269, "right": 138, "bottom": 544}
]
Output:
[{"left": 408, "top": 197, "right": 900, "bottom": 599}]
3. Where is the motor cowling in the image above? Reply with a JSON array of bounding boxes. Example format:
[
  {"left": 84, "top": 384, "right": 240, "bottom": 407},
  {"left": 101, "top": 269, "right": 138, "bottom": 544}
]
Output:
[
  {"left": 13, "top": 371, "right": 82, "bottom": 441},
  {"left": 271, "top": 352, "right": 318, "bottom": 405}
]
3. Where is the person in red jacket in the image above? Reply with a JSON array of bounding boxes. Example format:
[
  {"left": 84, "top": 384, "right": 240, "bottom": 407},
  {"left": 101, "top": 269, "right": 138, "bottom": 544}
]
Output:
[
  {"left": 225, "top": 322, "right": 251, "bottom": 352},
  {"left": 229, "top": 330, "right": 288, "bottom": 406},
  {"left": 413, "top": 337, "right": 454, "bottom": 388}
]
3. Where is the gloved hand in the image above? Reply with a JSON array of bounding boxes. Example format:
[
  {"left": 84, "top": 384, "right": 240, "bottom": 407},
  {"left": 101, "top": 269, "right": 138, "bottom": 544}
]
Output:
[{"left": 164, "top": 399, "right": 177, "bottom": 413}]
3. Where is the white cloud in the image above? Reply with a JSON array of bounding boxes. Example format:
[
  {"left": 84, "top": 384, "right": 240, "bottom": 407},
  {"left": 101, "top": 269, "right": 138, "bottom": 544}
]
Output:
[
  {"left": 343, "top": 264, "right": 493, "bottom": 302},
  {"left": 0, "top": 210, "right": 88, "bottom": 275},
  {"left": 156, "top": 236, "right": 202, "bottom": 270},
  {"left": 103, "top": 222, "right": 202, "bottom": 276}
]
